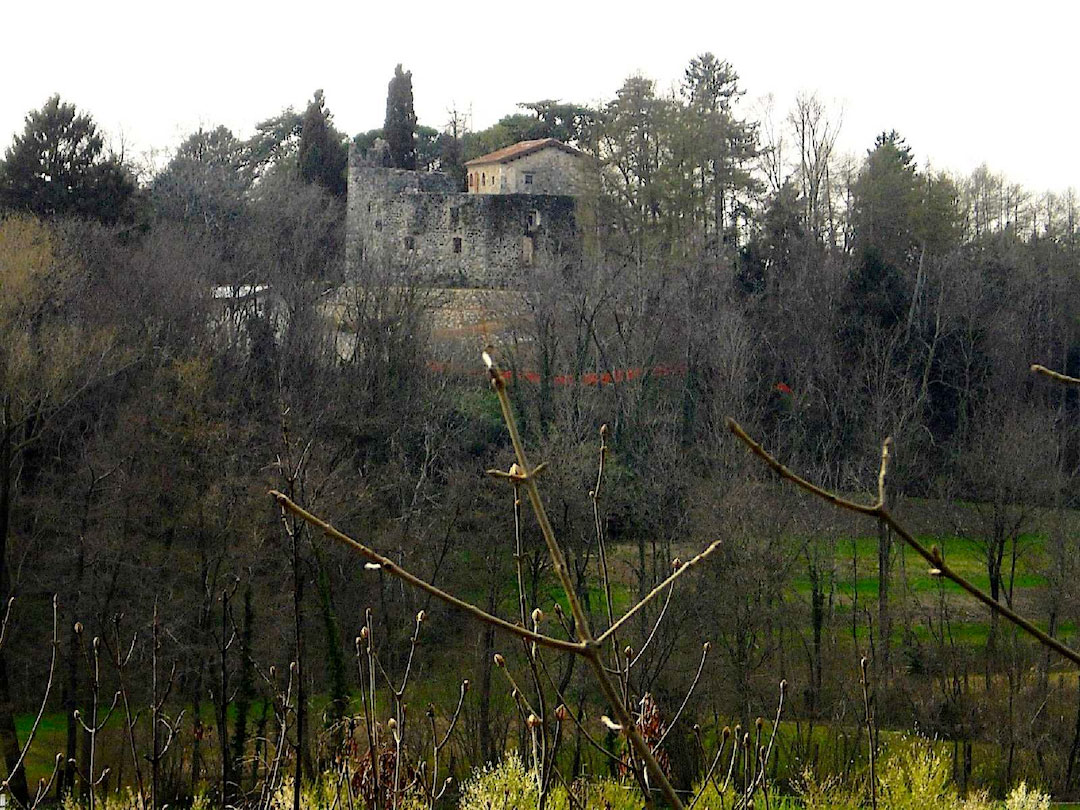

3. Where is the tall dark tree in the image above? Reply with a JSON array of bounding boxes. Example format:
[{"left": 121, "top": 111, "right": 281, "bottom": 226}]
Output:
[
  {"left": 851, "top": 130, "right": 921, "bottom": 272},
  {"left": 298, "top": 90, "right": 347, "bottom": 197},
  {"left": 678, "top": 53, "right": 760, "bottom": 251},
  {"left": 0, "top": 95, "right": 135, "bottom": 223},
  {"left": 384, "top": 64, "right": 418, "bottom": 170}
]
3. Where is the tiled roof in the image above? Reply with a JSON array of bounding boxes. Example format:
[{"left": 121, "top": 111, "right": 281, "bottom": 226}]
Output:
[{"left": 464, "top": 138, "right": 582, "bottom": 166}]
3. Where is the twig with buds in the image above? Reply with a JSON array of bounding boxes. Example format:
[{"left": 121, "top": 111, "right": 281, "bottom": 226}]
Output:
[
  {"left": 103, "top": 614, "right": 145, "bottom": 806},
  {"left": 74, "top": 629, "right": 122, "bottom": 810},
  {"left": 726, "top": 417, "right": 1080, "bottom": 668},
  {"left": 422, "top": 678, "right": 468, "bottom": 809},
  {"left": 257, "top": 662, "right": 295, "bottom": 810}
]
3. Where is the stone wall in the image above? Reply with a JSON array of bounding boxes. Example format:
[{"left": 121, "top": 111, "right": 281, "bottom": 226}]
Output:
[
  {"left": 318, "top": 285, "right": 530, "bottom": 364},
  {"left": 347, "top": 144, "right": 580, "bottom": 290}
]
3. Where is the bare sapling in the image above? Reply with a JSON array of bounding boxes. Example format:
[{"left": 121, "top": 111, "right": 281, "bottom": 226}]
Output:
[
  {"left": 148, "top": 605, "right": 183, "bottom": 810},
  {"left": 349, "top": 603, "right": 468, "bottom": 810},
  {"left": 72, "top": 621, "right": 121, "bottom": 810},
  {"left": 255, "top": 661, "right": 297, "bottom": 809},
  {"left": 271, "top": 352, "right": 740, "bottom": 809},
  {"left": 1, "top": 596, "right": 64, "bottom": 810},
  {"left": 103, "top": 614, "right": 146, "bottom": 806}
]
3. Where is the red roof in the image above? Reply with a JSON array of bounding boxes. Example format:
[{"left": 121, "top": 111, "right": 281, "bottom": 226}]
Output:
[{"left": 464, "top": 138, "right": 583, "bottom": 167}]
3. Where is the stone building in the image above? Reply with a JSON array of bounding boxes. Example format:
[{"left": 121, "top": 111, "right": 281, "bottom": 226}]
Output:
[
  {"left": 346, "top": 138, "right": 584, "bottom": 290},
  {"left": 464, "top": 138, "right": 585, "bottom": 196}
]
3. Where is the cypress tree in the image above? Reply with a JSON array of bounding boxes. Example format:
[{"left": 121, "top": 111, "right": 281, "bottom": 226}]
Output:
[
  {"left": 298, "top": 90, "right": 347, "bottom": 196},
  {"left": 384, "top": 64, "right": 418, "bottom": 170}
]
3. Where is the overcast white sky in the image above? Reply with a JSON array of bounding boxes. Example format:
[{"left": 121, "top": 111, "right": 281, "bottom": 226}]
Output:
[{"left": 3, "top": 0, "right": 1077, "bottom": 193}]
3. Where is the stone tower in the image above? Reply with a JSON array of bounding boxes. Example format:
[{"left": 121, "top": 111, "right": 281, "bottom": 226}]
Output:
[{"left": 346, "top": 139, "right": 583, "bottom": 289}]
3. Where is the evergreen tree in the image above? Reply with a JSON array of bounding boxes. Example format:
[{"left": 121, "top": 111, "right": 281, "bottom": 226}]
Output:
[
  {"left": 847, "top": 131, "right": 924, "bottom": 328},
  {"left": 384, "top": 64, "right": 418, "bottom": 170},
  {"left": 0, "top": 95, "right": 135, "bottom": 223},
  {"left": 851, "top": 130, "right": 922, "bottom": 270},
  {"left": 298, "top": 90, "right": 347, "bottom": 196}
]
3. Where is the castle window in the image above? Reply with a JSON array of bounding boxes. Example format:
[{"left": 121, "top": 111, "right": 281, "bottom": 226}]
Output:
[
  {"left": 481, "top": 173, "right": 486, "bottom": 187},
  {"left": 453, "top": 237, "right": 462, "bottom": 254},
  {"left": 524, "top": 172, "right": 534, "bottom": 185},
  {"left": 404, "top": 236, "right": 415, "bottom": 250},
  {"left": 527, "top": 210, "right": 541, "bottom": 230},
  {"left": 450, "top": 207, "right": 460, "bottom": 227}
]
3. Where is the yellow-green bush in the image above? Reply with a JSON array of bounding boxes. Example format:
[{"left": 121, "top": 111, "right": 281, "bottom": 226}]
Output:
[
  {"left": 1004, "top": 782, "right": 1051, "bottom": 810},
  {"left": 458, "top": 753, "right": 538, "bottom": 809},
  {"left": 794, "top": 767, "right": 864, "bottom": 810},
  {"left": 549, "top": 777, "right": 645, "bottom": 810},
  {"left": 458, "top": 753, "right": 644, "bottom": 810},
  {"left": 267, "top": 773, "right": 425, "bottom": 810},
  {"left": 878, "top": 737, "right": 955, "bottom": 810}
]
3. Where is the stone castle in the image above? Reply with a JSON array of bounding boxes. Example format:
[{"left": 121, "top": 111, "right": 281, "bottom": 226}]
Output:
[{"left": 346, "top": 138, "right": 586, "bottom": 290}]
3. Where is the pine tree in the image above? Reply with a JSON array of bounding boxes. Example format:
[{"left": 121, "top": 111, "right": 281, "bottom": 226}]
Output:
[
  {"left": 384, "top": 64, "right": 418, "bottom": 170},
  {"left": 0, "top": 95, "right": 134, "bottom": 223},
  {"left": 298, "top": 90, "right": 347, "bottom": 196}
]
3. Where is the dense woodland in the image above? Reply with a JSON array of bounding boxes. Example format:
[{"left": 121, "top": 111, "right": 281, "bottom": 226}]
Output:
[{"left": 1, "top": 56, "right": 1080, "bottom": 808}]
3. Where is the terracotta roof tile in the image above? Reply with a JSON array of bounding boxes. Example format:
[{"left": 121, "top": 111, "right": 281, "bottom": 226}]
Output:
[{"left": 464, "top": 138, "right": 582, "bottom": 167}]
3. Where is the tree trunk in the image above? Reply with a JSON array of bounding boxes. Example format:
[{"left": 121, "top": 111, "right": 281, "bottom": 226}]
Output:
[
  {"left": 217, "top": 589, "right": 232, "bottom": 806},
  {"left": 1066, "top": 674, "right": 1080, "bottom": 791},
  {"left": 477, "top": 622, "right": 496, "bottom": 763},
  {"left": 292, "top": 524, "right": 305, "bottom": 810},
  {"left": 0, "top": 415, "right": 29, "bottom": 807},
  {"left": 810, "top": 570, "right": 825, "bottom": 715},
  {"left": 62, "top": 541, "right": 85, "bottom": 799},
  {"left": 877, "top": 517, "right": 891, "bottom": 679}
]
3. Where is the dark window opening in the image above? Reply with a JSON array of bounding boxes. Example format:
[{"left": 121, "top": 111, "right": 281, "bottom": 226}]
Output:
[
  {"left": 404, "top": 236, "right": 415, "bottom": 250},
  {"left": 450, "top": 208, "right": 460, "bottom": 227},
  {"left": 453, "top": 237, "right": 462, "bottom": 254},
  {"left": 524, "top": 172, "right": 534, "bottom": 185},
  {"left": 481, "top": 172, "right": 486, "bottom": 186}
]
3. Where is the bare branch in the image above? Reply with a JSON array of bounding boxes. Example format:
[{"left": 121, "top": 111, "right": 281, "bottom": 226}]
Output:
[
  {"left": 1, "top": 597, "right": 59, "bottom": 799},
  {"left": 0, "top": 597, "right": 14, "bottom": 652},
  {"left": 598, "top": 541, "right": 723, "bottom": 646},
  {"left": 652, "top": 642, "right": 710, "bottom": 753},
  {"left": 727, "top": 418, "right": 1080, "bottom": 668},
  {"left": 688, "top": 728, "right": 732, "bottom": 810},
  {"left": 270, "top": 490, "right": 583, "bottom": 655},
  {"left": 1031, "top": 363, "right": 1080, "bottom": 385},
  {"left": 628, "top": 583, "right": 675, "bottom": 670},
  {"left": 726, "top": 419, "right": 881, "bottom": 514}
]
